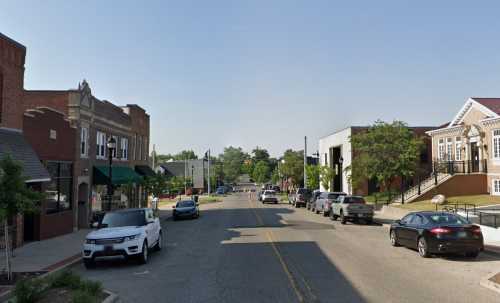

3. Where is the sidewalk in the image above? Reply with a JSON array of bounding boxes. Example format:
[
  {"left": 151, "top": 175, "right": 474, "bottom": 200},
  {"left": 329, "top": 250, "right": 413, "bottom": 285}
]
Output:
[{"left": 10, "top": 229, "right": 89, "bottom": 273}]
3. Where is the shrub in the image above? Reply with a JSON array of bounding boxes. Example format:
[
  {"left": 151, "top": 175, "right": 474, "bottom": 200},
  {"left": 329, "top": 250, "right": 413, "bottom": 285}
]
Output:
[
  {"left": 80, "top": 279, "right": 102, "bottom": 297},
  {"left": 72, "top": 290, "right": 98, "bottom": 303},
  {"left": 14, "top": 278, "right": 45, "bottom": 303},
  {"left": 49, "top": 270, "right": 82, "bottom": 290}
]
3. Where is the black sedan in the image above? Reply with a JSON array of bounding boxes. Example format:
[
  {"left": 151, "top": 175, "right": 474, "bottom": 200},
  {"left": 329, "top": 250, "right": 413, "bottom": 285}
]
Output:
[
  {"left": 389, "top": 211, "right": 483, "bottom": 258},
  {"left": 172, "top": 200, "right": 200, "bottom": 220}
]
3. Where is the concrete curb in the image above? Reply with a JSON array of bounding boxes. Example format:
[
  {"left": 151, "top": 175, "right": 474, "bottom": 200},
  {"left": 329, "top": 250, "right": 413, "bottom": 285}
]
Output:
[
  {"left": 480, "top": 272, "right": 500, "bottom": 295},
  {"left": 102, "top": 289, "right": 119, "bottom": 303}
]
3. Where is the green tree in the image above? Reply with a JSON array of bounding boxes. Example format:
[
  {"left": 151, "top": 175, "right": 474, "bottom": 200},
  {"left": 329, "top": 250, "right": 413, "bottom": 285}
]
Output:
[
  {"left": 305, "top": 165, "right": 320, "bottom": 190},
  {"left": 221, "top": 146, "right": 247, "bottom": 183},
  {"left": 349, "top": 120, "right": 424, "bottom": 201},
  {"left": 169, "top": 176, "right": 186, "bottom": 195},
  {"left": 252, "top": 147, "right": 270, "bottom": 164},
  {"left": 252, "top": 161, "right": 271, "bottom": 184},
  {"left": 173, "top": 150, "right": 198, "bottom": 160},
  {"left": 320, "top": 165, "right": 335, "bottom": 191},
  {"left": 270, "top": 167, "right": 280, "bottom": 185},
  {"left": 0, "top": 156, "right": 44, "bottom": 280},
  {"left": 280, "top": 149, "right": 304, "bottom": 187},
  {"left": 144, "top": 174, "right": 169, "bottom": 207}
]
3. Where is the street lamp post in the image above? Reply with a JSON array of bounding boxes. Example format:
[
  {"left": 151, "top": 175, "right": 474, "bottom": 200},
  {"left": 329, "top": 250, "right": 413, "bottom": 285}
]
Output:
[{"left": 107, "top": 137, "right": 117, "bottom": 211}]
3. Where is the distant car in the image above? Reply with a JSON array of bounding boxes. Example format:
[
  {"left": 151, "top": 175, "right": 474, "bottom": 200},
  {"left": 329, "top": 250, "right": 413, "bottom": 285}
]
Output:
[
  {"left": 216, "top": 187, "right": 226, "bottom": 195},
  {"left": 390, "top": 212, "right": 484, "bottom": 258},
  {"left": 83, "top": 208, "right": 162, "bottom": 268},
  {"left": 293, "top": 188, "right": 312, "bottom": 208},
  {"left": 261, "top": 190, "right": 278, "bottom": 204},
  {"left": 330, "top": 195, "right": 374, "bottom": 224},
  {"left": 271, "top": 185, "right": 281, "bottom": 193},
  {"left": 173, "top": 200, "right": 200, "bottom": 220},
  {"left": 314, "top": 192, "right": 346, "bottom": 216},
  {"left": 306, "top": 190, "right": 321, "bottom": 211}
]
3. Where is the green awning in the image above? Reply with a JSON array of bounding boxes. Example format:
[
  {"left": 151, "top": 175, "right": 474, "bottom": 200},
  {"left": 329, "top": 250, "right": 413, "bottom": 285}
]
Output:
[
  {"left": 135, "top": 165, "right": 156, "bottom": 177},
  {"left": 93, "top": 166, "right": 143, "bottom": 185}
]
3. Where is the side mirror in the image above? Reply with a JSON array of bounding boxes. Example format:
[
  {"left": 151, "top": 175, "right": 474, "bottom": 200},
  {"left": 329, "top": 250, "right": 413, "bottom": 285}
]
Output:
[
  {"left": 91, "top": 222, "right": 99, "bottom": 229},
  {"left": 395, "top": 220, "right": 401, "bottom": 225}
]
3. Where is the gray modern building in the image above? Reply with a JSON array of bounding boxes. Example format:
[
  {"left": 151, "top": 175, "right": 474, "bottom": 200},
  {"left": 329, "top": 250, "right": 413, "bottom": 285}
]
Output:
[{"left": 157, "top": 159, "right": 208, "bottom": 191}]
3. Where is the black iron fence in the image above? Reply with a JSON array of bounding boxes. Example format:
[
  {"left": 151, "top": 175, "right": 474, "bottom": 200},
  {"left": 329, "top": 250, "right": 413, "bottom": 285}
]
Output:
[
  {"left": 435, "top": 203, "right": 500, "bottom": 228},
  {"left": 433, "top": 159, "right": 488, "bottom": 175}
]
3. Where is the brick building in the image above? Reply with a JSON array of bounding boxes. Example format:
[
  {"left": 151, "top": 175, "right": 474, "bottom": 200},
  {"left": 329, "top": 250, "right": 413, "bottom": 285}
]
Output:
[
  {"left": 0, "top": 32, "right": 50, "bottom": 247},
  {"left": 24, "top": 80, "right": 151, "bottom": 228},
  {"left": 23, "top": 107, "right": 77, "bottom": 240}
]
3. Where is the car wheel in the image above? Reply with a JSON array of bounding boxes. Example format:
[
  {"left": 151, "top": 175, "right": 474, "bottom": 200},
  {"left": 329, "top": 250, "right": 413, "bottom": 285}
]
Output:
[
  {"left": 465, "top": 251, "right": 479, "bottom": 258},
  {"left": 340, "top": 211, "right": 347, "bottom": 224},
  {"left": 390, "top": 230, "right": 400, "bottom": 247},
  {"left": 295, "top": 203, "right": 299, "bottom": 208},
  {"left": 322, "top": 209, "right": 328, "bottom": 217},
  {"left": 155, "top": 232, "right": 163, "bottom": 251},
  {"left": 83, "top": 258, "right": 95, "bottom": 269},
  {"left": 365, "top": 219, "right": 373, "bottom": 225},
  {"left": 418, "top": 237, "right": 430, "bottom": 258},
  {"left": 139, "top": 241, "right": 149, "bottom": 264}
]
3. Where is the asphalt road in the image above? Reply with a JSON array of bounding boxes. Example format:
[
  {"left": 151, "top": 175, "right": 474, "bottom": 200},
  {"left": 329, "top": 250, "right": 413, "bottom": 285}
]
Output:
[{"left": 74, "top": 192, "right": 500, "bottom": 303}]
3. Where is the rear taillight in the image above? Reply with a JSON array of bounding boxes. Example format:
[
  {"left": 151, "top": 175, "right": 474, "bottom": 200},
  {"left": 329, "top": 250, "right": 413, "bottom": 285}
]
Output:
[
  {"left": 472, "top": 226, "right": 482, "bottom": 235},
  {"left": 430, "top": 227, "right": 452, "bottom": 234}
]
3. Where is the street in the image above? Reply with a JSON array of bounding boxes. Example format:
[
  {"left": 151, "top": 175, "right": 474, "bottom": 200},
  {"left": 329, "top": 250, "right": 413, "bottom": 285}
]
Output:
[{"left": 74, "top": 192, "right": 500, "bottom": 303}]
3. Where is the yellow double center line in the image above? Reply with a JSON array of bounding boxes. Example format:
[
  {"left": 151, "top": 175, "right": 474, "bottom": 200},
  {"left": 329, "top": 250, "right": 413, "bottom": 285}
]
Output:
[{"left": 248, "top": 197, "right": 306, "bottom": 303}]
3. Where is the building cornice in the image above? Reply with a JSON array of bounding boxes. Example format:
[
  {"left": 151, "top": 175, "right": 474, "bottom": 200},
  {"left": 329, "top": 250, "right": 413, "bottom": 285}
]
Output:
[{"left": 426, "top": 125, "right": 464, "bottom": 136}]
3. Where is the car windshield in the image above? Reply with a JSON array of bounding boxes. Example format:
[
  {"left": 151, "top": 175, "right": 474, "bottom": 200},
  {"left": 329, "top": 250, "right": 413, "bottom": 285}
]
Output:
[
  {"left": 328, "top": 193, "right": 343, "bottom": 199},
  {"left": 101, "top": 210, "right": 146, "bottom": 228},
  {"left": 426, "top": 213, "right": 469, "bottom": 225},
  {"left": 344, "top": 197, "right": 365, "bottom": 204},
  {"left": 297, "top": 188, "right": 311, "bottom": 194},
  {"left": 177, "top": 200, "right": 195, "bottom": 207},
  {"left": 264, "top": 190, "right": 275, "bottom": 194}
]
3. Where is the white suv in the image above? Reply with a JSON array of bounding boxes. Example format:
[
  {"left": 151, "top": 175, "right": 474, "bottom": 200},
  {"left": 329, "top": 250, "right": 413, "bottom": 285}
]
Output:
[{"left": 83, "top": 208, "right": 162, "bottom": 268}]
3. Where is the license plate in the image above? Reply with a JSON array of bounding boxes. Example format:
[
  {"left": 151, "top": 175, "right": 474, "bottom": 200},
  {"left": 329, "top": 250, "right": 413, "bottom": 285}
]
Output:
[
  {"left": 457, "top": 231, "right": 467, "bottom": 238},
  {"left": 104, "top": 245, "right": 113, "bottom": 252}
]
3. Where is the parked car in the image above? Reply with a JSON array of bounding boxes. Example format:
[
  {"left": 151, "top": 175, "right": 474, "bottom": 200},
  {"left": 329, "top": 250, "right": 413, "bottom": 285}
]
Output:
[
  {"left": 216, "top": 187, "right": 226, "bottom": 195},
  {"left": 173, "top": 200, "right": 200, "bottom": 220},
  {"left": 314, "top": 192, "right": 347, "bottom": 216},
  {"left": 306, "top": 190, "right": 321, "bottom": 211},
  {"left": 390, "top": 211, "right": 484, "bottom": 258},
  {"left": 271, "top": 185, "right": 281, "bottom": 193},
  {"left": 293, "top": 188, "right": 312, "bottom": 208},
  {"left": 261, "top": 190, "right": 278, "bottom": 204},
  {"left": 330, "top": 195, "right": 374, "bottom": 224},
  {"left": 83, "top": 208, "right": 162, "bottom": 268},
  {"left": 257, "top": 190, "right": 264, "bottom": 201}
]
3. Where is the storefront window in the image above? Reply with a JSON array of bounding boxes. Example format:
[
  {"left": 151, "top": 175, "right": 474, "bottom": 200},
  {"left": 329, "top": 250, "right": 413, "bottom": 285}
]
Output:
[{"left": 45, "top": 162, "right": 73, "bottom": 214}]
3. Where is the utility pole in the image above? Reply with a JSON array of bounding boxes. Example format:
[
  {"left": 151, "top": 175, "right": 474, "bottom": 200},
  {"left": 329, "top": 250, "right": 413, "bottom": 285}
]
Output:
[
  {"left": 184, "top": 156, "right": 187, "bottom": 195},
  {"left": 304, "top": 136, "right": 307, "bottom": 189},
  {"left": 207, "top": 149, "right": 211, "bottom": 195}
]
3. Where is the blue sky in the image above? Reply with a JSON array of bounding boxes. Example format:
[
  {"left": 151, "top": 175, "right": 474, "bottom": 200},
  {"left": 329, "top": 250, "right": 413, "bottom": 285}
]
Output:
[{"left": 2, "top": 1, "right": 500, "bottom": 157}]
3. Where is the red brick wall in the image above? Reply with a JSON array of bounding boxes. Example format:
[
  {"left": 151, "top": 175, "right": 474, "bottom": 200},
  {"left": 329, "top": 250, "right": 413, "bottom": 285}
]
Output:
[
  {"left": 413, "top": 174, "right": 488, "bottom": 202},
  {"left": 24, "top": 91, "right": 70, "bottom": 115},
  {"left": 0, "top": 33, "right": 26, "bottom": 130},
  {"left": 23, "top": 108, "right": 76, "bottom": 161}
]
